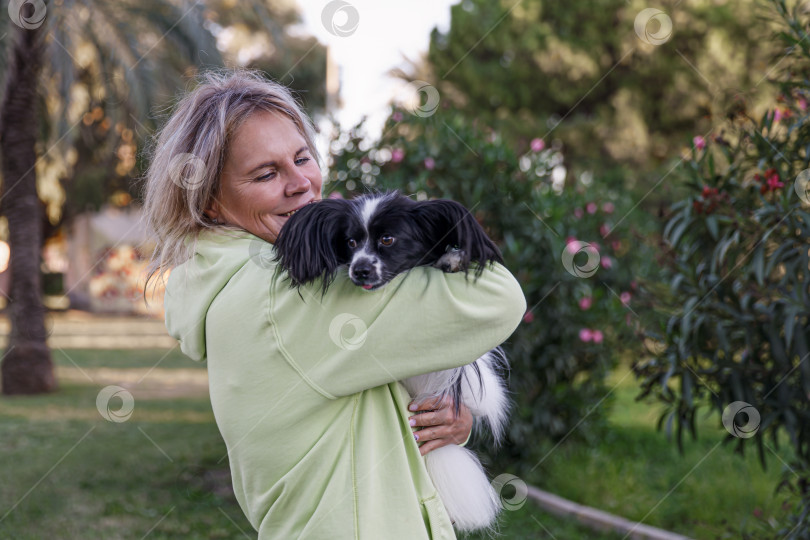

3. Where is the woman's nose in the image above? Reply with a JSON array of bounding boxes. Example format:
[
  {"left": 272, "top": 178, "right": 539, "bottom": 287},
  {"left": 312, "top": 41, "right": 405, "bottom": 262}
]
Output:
[{"left": 284, "top": 166, "right": 311, "bottom": 196}]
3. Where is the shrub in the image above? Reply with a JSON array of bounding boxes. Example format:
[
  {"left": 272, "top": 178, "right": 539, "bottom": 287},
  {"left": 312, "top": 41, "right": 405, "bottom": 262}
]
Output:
[{"left": 636, "top": 1, "right": 810, "bottom": 535}]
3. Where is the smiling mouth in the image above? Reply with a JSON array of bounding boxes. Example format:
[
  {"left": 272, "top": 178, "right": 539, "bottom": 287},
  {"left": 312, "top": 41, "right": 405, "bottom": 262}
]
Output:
[{"left": 280, "top": 201, "right": 315, "bottom": 217}]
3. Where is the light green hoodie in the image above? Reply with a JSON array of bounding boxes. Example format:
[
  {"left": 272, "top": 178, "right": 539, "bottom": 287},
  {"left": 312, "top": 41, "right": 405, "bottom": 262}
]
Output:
[{"left": 163, "top": 228, "right": 526, "bottom": 539}]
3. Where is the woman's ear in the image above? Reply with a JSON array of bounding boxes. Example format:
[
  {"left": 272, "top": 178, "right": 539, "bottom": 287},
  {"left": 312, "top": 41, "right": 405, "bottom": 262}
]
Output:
[
  {"left": 273, "top": 199, "right": 350, "bottom": 294},
  {"left": 410, "top": 199, "right": 503, "bottom": 276},
  {"left": 204, "top": 200, "right": 221, "bottom": 223}
]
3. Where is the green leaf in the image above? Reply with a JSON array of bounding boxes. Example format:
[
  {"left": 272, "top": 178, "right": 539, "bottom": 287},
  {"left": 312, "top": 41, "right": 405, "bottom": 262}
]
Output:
[
  {"left": 670, "top": 273, "right": 685, "bottom": 294},
  {"left": 706, "top": 215, "right": 719, "bottom": 240},
  {"left": 752, "top": 244, "right": 765, "bottom": 285},
  {"left": 784, "top": 305, "right": 799, "bottom": 352},
  {"left": 716, "top": 322, "right": 730, "bottom": 351},
  {"left": 681, "top": 297, "right": 699, "bottom": 339},
  {"left": 669, "top": 216, "right": 693, "bottom": 249}
]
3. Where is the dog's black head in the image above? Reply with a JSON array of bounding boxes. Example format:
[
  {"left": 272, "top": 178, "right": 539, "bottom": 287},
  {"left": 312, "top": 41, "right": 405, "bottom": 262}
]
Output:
[{"left": 273, "top": 191, "right": 503, "bottom": 294}]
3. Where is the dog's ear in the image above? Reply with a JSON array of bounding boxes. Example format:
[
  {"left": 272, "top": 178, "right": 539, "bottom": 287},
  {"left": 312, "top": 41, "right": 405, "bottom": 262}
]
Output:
[
  {"left": 410, "top": 199, "right": 503, "bottom": 276},
  {"left": 273, "top": 199, "right": 349, "bottom": 293}
]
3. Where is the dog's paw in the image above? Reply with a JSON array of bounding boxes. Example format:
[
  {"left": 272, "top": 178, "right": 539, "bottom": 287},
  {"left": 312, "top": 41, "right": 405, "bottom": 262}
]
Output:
[{"left": 434, "top": 249, "right": 466, "bottom": 273}]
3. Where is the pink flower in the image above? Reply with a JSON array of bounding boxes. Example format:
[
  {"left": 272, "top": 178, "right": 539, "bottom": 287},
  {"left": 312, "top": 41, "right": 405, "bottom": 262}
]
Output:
[
  {"left": 601, "top": 256, "right": 613, "bottom": 269},
  {"left": 767, "top": 173, "right": 784, "bottom": 190},
  {"left": 574, "top": 208, "right": 584, "bottom": 219},
  {"left": 631, "top": 280, "right": 638, "bottom": 290},
  {"left": 611, "top": 240, "right": 621, "bottom": 251},
  {"left": 392, "top": 111, "right": 403, "bottom": 122},
  {"left": 592, "top": 330, "right": 604, "bottom": 344},
  {"left": 620, "top": 291, "right": 631, "bottom": 305},
  {"left": 599, "top": 224, "right": 610, "bottom": 237},
  {"left": 565, "top": 238, "right": 580, "bottom": 255},
  {"left": 602, "top": 202, "right": 615, "bottom": 214},
  {"left": 579, "top": 328, "right": 593, "bottom": 342},
  {"left": 773, "top": 108, "right": 783, "bottom": 123},
  {"left": 579, "top": 297, "right": 593, "bottom": 310},
  {"left": 530, "top": 138, "right": 546, "bottom": 152},
  {"left": 693, "top": 135, "right": 706, "bottom": 151},
  {"left": 328, "top": 191, "right": 344, "bottom": 199},
  {"left": 586, "top": 202, "right": 597, "bottom": 214},
  {"left": 391, "top": 148, "right": 405, "bottom": 163},
  {"left": 523, "top": 310, "right": 534, "bottom": 324},
  {"left": 799, "top": 98, "right": 808, "bottom": 111},
  {"left": 424, "top": 157, "right": 435, "bottom": 170}
]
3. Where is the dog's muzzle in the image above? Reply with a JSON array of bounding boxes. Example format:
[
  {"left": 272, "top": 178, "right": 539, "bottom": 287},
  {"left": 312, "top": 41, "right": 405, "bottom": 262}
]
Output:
[{"left": 349, "top": 260, "right": 380, "bottom": 289}]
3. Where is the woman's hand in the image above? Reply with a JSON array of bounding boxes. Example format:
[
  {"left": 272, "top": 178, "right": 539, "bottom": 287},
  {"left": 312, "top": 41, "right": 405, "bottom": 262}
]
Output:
[{"left": 408, "top": 395, "right": 473, "bottom": 456}]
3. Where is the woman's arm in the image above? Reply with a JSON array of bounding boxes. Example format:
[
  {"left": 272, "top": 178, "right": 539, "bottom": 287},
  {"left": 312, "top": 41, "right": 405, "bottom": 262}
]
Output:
[{"left": 268, "top": 261, "right": 526, "bottom": 399}]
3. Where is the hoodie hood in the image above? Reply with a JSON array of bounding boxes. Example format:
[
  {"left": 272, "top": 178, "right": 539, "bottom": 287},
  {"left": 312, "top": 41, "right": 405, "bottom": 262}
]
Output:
[{"left": 164, "top": 228, "right": 271, "bottom": 362}]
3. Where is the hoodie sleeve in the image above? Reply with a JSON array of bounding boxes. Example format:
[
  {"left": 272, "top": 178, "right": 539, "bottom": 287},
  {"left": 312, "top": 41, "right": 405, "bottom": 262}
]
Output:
[
  {"left": 163, "top": 233, "right": 254, "bottom": 362},
  {"left": 268, "top": 262, "right": 526, "bottom": 399}
]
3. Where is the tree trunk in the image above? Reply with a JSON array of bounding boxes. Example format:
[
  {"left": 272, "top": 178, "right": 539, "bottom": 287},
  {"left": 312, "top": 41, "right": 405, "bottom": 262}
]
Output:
[{"left": 0, "top": 8, "right": 56, "bottom": 395}]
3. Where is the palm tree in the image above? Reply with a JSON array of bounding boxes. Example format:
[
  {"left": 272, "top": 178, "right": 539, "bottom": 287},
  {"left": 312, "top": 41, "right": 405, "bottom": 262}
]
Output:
[
  {"left": 0, "top": 0, "right": 305, "bottom": 395},
  {"left": 0, "top": 2, "right": 54, "bottom": 394}
]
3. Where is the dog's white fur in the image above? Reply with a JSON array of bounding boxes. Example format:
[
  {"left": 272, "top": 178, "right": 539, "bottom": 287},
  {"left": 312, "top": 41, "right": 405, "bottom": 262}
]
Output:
[{"left": 401, "top": 349, "right": 509, "bottom": 532}]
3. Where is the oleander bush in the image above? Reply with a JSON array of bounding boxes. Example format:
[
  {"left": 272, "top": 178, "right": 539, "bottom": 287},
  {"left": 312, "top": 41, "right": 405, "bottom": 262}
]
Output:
[
  {"left": 324, "top": 109, "right": 657, "bottom": 470},
  {"left": 635, "top": 1, "right": 810, "bottom": 536}
]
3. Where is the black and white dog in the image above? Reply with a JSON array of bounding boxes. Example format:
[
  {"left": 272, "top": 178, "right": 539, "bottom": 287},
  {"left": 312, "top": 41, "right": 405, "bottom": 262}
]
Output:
[{"left": 273, "top": 191, "right": 510, "bottom": 532}]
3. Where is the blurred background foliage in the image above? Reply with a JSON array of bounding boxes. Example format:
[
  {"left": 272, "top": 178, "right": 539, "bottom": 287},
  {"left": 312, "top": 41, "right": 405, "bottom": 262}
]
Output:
[
  {"left": 6, "top": 0, "right": 327, "bottom": 245},
  {"left": 420, "top": 0, "right": 781, "bottom": 185},
  {"left": 633, "top": 1, "right": 810, "bottom": 536}
]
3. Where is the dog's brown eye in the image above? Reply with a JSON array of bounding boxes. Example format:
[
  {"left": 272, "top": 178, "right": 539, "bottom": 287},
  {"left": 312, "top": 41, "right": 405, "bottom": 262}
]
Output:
[
  {"left": 347, "top": 238, "right": 357, "bottom": 249},
  {"left": 380, "top": 236, "right": 395, "bottom": 246}
]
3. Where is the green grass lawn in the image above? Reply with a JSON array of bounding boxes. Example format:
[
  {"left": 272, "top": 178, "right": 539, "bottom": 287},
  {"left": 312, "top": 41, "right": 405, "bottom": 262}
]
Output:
[
  {"left": 518, "top": 366, "right": 795, "bottom": 539},
  {"left": 0, "top": 349, "right": 794, "bottom": 539}
]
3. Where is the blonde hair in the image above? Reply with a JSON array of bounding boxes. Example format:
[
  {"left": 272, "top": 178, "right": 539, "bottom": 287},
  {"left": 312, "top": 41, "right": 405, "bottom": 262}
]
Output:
[{"left": 140, "top": 67, "right": 321, "bottom": 299}]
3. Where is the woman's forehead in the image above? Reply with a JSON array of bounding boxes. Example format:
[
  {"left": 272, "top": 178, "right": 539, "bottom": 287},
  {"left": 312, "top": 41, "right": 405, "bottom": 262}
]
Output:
[{"left": 230, "top": 110, "right": 306, "bottom": 159}]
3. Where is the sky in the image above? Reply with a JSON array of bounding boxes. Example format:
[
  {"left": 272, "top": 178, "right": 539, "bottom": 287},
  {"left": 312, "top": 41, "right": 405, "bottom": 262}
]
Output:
[{"left": 293, "top": 0, "right": 459, "bottom": 144}]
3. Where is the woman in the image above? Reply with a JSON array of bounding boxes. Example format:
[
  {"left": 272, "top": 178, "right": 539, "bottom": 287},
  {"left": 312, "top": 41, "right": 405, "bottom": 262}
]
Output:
[{"left": 143, "top": 68, "right": 526, "bottom": 539}]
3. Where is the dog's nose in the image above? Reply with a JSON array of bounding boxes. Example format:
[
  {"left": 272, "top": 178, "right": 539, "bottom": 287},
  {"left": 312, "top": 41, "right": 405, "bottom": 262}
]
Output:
[{"left": 353, "top": 265, "right": 371, "bottom": 279}]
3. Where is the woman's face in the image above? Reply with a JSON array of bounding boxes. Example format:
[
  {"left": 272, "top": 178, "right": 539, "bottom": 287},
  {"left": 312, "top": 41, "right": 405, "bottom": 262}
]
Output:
[{"left": 206, "top": 109, "right": 322, "bottom": 243}]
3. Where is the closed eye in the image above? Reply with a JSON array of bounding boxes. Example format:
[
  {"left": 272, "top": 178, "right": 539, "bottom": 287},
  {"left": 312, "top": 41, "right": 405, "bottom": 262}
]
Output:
[{"left": 256, "top": 156, "right": 312, "bottom": 181}]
